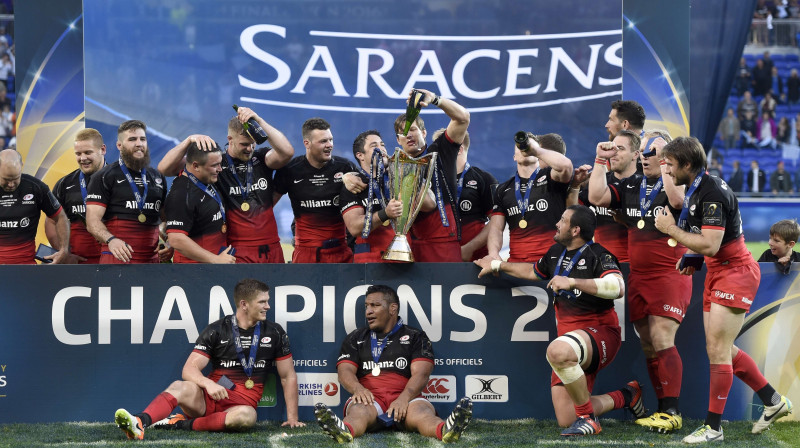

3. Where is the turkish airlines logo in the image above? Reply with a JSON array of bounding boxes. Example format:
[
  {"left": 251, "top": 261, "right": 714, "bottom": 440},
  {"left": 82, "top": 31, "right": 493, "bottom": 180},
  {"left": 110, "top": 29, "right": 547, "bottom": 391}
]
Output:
[
  {"left": 421, "top": 375, "right": 456, "bottom": 402},
  {"left": 324, "top": 382, "right": 338, "bottom": 396}
]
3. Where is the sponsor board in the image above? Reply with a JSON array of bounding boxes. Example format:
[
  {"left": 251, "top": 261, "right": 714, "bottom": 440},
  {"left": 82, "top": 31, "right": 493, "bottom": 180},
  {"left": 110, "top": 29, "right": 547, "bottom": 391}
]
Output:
[
  {"left": 296, "top": 372, "right": 340, "bottom": 407},
  {"left": 465, "top": 375, "right": 508, "bottom": 402},
  {"left": 422, "top": 375, "right": 456, "bottom": 402},
  {"left": 257, "top": 373, "right": 277, "bottom": 407}
]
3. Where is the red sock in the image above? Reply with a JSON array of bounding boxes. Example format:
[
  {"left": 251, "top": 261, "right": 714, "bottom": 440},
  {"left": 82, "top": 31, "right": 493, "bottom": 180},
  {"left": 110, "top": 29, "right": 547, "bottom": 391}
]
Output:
[
  {"left": 574, "top": 400, "right": 594, "bottom": 417},
  {"left": 607, "top": 390, "right": 626, "bottom": 410},
  {"left": 192, "top": 412, "right": 228, "bottom": 432},
  {"left": 344, "top": 422, "right": 355, "bottom": 436},
  {"left": 732, "top": 349, "right": 769, "bottom": 391},
  {"left": 708, "top": 364, "right": 733, "bottom": 414},
  {"left": 436, "top": 421, "right": 445, "bottom": 440},
  {"left": 646, "top": 357, "right": 663, "bottom": 399},
  {"left": 657, "top": 346, "right": 683, "bottom": 398},
  {"left": 142, "top": 392, "right": 178, "bottom": 424}
]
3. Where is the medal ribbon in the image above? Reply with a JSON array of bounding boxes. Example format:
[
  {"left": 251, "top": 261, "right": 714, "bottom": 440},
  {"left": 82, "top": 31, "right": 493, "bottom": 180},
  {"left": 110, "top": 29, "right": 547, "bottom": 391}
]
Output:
[
  {"left": 677, "top": 171, "right": 705, "bottom": 231},
  {"left": 370, "top": 317, "right": 404, "bottom": 365},
  {"left": 638, "top": 176, "right": 663, "bottom": 223},
  {"left": 432, "top": 165, "right": 450, "bottom": 227},
  {"left": 359, "top": 149, "right": 390, "bottom": 238},
  {"left": 118, "top": 159, "right": 148, "bottom": 217},
  {"left": 552, "top": 241, "right": 592, "bottom": 300},
  {"left": 231, "top": 314, "right": 261, "bottom": 380},
  {"left": 186, "top": 171, "right": 226, "bottom": 224},
  {"left": 456, "top": 162, "right": 471, "bottom": 202},
  {"left": 514, "top": 166, "right": 540, "bottom": 224},
  {"left": 224, "top": 149, "right": 253, "bottom": 205}
]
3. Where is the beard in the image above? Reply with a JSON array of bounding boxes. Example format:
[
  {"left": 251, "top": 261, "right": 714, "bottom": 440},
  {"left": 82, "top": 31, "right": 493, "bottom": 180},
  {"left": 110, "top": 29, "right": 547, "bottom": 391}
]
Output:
[{"left": 120, "top": 149, "right": 150, "bottom": 171}]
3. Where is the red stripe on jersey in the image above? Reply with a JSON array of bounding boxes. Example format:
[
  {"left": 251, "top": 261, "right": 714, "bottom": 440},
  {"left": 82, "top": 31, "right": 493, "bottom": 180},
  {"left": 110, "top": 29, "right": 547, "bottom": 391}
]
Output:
[
  {"left": 337, "top": 359, "right": 358, "bottom": 368},
  {"left": 600, "top": 270, "right": 622, "bottom": 277},
  {"left": 193, "top": 349, "right": 212, "bottom": 358},
  {"left": 86, "top": 201, "right": 105, "bottom": 207},
  {"left": 412, "top": 357, "right": 434, "bottom": 364},
  {"left": 703, "top": 225, "right": 725, "bottom": 231},
  {"left": 608, "top": 184, "right": 621, "bottom": 202},
  {"left": 276, "top": 353, "right": 293, "bottom": 362},
  {"left": 48, "top": 206, "right": 64, "bottom": 219},
  {"left": 166, "top": 229, "right": 189, "bottom": 235}
]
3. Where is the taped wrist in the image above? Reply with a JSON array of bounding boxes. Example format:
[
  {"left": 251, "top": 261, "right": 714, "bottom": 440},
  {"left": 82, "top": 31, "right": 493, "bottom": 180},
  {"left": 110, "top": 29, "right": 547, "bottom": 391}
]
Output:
[
  {"left": 593, "top": 275, "right": 622, "bottom": 300},
  {"left": 491, "top": 259, "right": 502, "bottom": 273}
]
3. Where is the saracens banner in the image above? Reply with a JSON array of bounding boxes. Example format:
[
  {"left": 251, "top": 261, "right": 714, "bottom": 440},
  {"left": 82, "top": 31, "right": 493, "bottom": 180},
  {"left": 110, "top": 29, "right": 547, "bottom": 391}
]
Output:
[{"left": 0, "top": 263, "right": 797, "bottom": 423}]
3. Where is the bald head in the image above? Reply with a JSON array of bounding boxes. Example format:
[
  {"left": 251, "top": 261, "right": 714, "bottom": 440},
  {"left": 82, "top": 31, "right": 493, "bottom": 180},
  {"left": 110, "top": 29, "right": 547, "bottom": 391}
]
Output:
[{"left": 0, "top": 148, "right": 23, "bottom": 192}]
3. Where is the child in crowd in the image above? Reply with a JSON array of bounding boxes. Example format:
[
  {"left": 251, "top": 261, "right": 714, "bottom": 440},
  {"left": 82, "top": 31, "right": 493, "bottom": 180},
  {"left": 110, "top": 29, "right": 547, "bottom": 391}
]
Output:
[{"left": 758, "top": 219, "right": 800, "bottom": 274}]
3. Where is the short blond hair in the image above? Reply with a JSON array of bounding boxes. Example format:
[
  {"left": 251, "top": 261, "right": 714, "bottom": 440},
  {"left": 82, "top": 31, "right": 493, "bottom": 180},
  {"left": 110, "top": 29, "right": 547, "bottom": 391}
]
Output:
[{"left": 75, "top": 128, "right": 104, "bottom": 148}]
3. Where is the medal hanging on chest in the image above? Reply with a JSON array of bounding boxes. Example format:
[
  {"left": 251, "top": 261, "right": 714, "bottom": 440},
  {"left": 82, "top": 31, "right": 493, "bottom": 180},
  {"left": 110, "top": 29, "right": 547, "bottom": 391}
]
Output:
[
  {"left": 514, "top": 168, "right": 538, "bottom": 231},
  {"left": 369, "top": 318, "right": 404, "bottom": 377},
  {"left": 231, "top": 315, "right": 261, "bottom": 391},
  {"left": 118, "top": 159, "right": 149, "bottom": 224}
]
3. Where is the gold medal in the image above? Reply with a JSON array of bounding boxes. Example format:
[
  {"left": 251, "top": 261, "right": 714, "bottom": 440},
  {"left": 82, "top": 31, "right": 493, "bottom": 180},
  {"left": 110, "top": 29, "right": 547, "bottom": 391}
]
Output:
[
  {"left": 241, "top": 202, "right": 250, "bottom": 212},
  {"left": 668, "top": 238, "right": 677, "bottom": 247},
  {"left": 371, "top": 367, "right": 381, "bottom": 376},
  {"left": 382, "top": 220, "right": 390, "bottom": 226},
  {"left": 137, "top": 213, "right": 146, "bottom": 223},
  {"left": 519, "top": 219, "right": 528, "bottom": 229},
  {"left": 637, "top": 219, "right": 645, "bottom": 229},
  {"left": 245, "top": 378, "right": 254, "bottom": 389},
  {"left": 221, "top": 224, "right": 227, "bottom": 234}
]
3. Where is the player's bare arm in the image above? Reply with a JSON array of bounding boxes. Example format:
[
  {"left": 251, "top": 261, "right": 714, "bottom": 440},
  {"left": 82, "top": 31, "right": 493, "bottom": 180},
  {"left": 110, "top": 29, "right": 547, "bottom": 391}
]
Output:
[
  {"left": 276, "top": 357, "right": 305, "bottom": 428},
  {"left": 387, "top": 360, "right": 433, "bottom": 422},
  {"left": 337, "top": 362, "right": 374, "bottom": 405}
]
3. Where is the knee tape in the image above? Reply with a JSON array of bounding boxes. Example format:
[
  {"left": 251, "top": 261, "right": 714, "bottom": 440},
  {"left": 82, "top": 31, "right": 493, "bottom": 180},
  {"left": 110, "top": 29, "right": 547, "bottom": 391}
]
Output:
[{"left": 547, "top": 332, "right": 589, "bottom": 384}]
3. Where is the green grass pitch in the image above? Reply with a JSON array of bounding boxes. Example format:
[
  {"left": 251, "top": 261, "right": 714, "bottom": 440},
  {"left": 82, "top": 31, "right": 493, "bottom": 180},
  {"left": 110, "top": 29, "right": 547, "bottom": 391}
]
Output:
[{"left": 1, "top": 418, "right": 798, "bottom": 447}]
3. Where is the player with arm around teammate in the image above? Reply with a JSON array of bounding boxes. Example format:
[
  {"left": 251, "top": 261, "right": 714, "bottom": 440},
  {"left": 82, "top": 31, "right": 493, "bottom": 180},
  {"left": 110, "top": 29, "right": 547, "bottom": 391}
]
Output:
[
  {"left": 476, "top": 205, "right": 646, "bottom": 437},
  {"left": 314, "top": 285, "right": 473, "bottom": 443},
  {"left": 113, "top": 278, "right": 303, "bottom": 439}
]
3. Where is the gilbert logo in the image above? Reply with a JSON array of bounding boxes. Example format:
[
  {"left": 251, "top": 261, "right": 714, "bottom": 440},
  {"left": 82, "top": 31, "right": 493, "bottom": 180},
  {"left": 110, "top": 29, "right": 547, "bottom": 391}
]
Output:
[{"left": 465, "top": 375, "right": 508, "bottom": 402}]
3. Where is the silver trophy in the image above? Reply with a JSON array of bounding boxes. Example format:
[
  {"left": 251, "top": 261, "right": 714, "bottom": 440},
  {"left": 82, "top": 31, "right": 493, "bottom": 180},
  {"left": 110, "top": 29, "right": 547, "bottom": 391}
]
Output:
[{"left": 382, "top": 149, "right": 437, "bottom": 262}]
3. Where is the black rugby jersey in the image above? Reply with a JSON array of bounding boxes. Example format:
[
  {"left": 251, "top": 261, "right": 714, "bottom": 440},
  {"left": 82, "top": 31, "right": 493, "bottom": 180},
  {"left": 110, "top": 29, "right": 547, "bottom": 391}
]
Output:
[
  {"left": 457, "top": 166, "right": 497, "bottom": 224},
  {"left": 412, "top": 131, "right": 462, "bottom": 241},
  {"left": 337, "top": 324, "right": 434, "bottom": 379},
  {"left": 608, "top": 173, "right": 684, "bottom": 272},
  {"left": 52, "top": 169, "right": 102, "bottom": 261},
  {"left": 216, "top": 147, "right": 280, "bottom": 246},
  {"left": 534, "top": 242, "right": 622, "bottom": 316},
  {"left": 339, "top": 173, "right": 394, "bottom": 250},
  {"left": 492, "top": 167, "right": 569, "bottom": 261},
  {"left": 0, "top": 174, "right": 62, "bottom": 263},
  {"left": 85, "top": 161, "right": 167, "bottom": 225},
  {"left": 165, "top": 175, "right": 225, "bottom": 238},
  {"left": 193, "top": 315, "right": 292, "bottom": 385},
  {"left": 578, "top": 171, "right": 629, "bottom": 262},
  {"left": 273, "top": 155, "right": 357, "bottom": 246}
]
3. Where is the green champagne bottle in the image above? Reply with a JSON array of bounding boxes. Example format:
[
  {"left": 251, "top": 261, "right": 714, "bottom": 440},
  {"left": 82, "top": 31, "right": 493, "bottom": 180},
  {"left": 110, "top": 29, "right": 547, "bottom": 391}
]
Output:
[
  {"left": 232, "top": 104, "right": 269, "bottom": 144},
  {"left": 402, "top": 90, "right": 425, "bottom": 136}
]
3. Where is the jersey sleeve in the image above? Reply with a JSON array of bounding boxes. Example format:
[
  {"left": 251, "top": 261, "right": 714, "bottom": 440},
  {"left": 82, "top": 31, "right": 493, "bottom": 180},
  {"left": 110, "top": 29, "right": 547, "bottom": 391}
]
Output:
[
  {"left": 193, "top": 322, "right": 218, "bottom": 358},
  {"left": 164, "top": 182, "right": 194, "bottom": 235},
  {"left": 593, "top": 246, "right": 622, "bottom": 277},
  {"left": 491, "top": 179, "right": 508, "bottom": 216},
  {"left": 533, "top": 246, "right": 557, "bottom": 279},
  {"left": 86, "top": 167, "right": 112, "bottom": 206},
  {"left": 272, "top": 322, "right": 293, "bottom": 360},
  {"left": 273, "top": 166, "right": 289, "bottom": 195},
  {"left": 34, "top": 178, "right": 62, "bottom": 217},
  {"left": 337, "top": 331, "right": 361, "bottom": 367},
  {"left": 52, "top": 177, "right": 66, "bottom": 205},
  {"left": 480, "top": 170, "right": 498, "bottom": 215},
  {"left": 699, "top": 190, "right": 727, "bottom": 231},
  {"left": 607, "top": 176, "right": 628, "bottom": 209},
  {"left": 411, "top": 329, "right": 435, "bottom": 363},
  {"left": 339, "top": 183, "right": 364, "bottom": 215}
]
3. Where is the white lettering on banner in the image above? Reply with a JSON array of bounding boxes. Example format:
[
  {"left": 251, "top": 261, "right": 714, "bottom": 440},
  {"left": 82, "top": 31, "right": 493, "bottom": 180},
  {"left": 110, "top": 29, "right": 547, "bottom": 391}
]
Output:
[
  {"left": 449, "top": 284, "right": 487, "bottom": 342},
  {"left": 296, "top": 373, "right": 340, "bottom": 406},
  {"left": 238, "top": 25, "right": 622, "bottom": 112},
  {"left": 50, "top": 283, "right": 561, "bottom": 345},
  {"left": 149, "top": 286, "right": 199, "bottom": 344},
  {"left": 510, "top": 286, "right": 550, "bottom": 341},
  {"left": 0, "top": 376, "right": 6, "bottom": 388}
]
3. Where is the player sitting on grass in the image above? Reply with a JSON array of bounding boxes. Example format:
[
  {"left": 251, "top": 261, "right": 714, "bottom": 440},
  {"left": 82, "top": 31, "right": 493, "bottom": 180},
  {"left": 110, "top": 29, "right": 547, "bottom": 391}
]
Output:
[
  {"left": 314, "top": 284, "right": 473, "bottom": 443},
  {"left": 113, "top": 278, "right": 304, "bottom": 440}
]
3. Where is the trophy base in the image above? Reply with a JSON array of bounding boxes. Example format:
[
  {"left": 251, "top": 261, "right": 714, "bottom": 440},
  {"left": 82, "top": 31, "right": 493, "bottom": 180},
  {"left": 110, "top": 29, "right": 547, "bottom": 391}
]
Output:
[{"left": 382, "top": 235, "right": 415, "bottom": 263}]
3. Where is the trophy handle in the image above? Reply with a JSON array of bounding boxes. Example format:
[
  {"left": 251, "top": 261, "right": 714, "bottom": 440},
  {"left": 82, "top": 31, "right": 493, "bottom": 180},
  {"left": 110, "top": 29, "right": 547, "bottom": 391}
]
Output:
[{"left": 408, "top": 152, "right": 437, "bottom": 223}]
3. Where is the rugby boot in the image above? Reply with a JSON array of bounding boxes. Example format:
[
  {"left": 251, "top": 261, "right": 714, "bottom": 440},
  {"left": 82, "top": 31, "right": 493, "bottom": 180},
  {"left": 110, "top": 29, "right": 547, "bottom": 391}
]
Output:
[
  {"left": 150, "top": 413, "right": 187, "bottom": 429},
  {"left": 752, "top": 395, "right": 793, "bottom": 434},
  {"left": 442, "top": 397, "right": 473, "bottom": 443},
  {"left": 635, "top": 408, "right": 682, "bottom": 433},
  {"left": 114, "top": 408, "right": 144, "bottom": 440},
  {"left": 560, "top": 414, "right": 601, "bottom": 436},
  {"left": 683, "top": 424, "right": 723, "bottom": 443},
  {"left": 625, "top": 380, "right": 647, "bottom": 419},
  {"left": 315, "top": 403, "right": 353, "bottom": 443}
]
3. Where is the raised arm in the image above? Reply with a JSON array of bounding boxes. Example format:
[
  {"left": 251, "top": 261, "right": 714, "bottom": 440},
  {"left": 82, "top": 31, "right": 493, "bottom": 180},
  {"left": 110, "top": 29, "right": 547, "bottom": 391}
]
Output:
[{"left": 412, "top": 88, "right": 470, "bottom": 144}]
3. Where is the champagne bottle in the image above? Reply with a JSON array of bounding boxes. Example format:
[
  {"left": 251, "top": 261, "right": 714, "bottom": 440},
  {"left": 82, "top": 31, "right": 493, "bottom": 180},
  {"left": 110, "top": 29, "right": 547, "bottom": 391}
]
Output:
[
  {"left": 232, "top": 104, "right": 269, "bottom": 144},
  {"left": 402, "top": 90, "right": 425, "bottom": 136}
]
